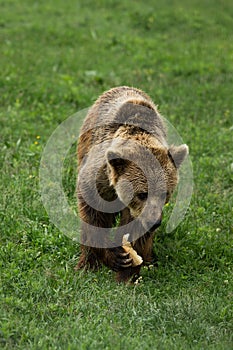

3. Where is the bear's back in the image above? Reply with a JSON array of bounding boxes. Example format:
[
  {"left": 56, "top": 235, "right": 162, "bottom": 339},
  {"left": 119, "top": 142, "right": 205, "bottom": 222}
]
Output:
[{"left": 78, "top": 87, "right": 167, "bottom": 162}]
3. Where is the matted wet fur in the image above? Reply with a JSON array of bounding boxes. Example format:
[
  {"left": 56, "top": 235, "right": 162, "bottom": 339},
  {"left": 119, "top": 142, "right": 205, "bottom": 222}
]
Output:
[{"left": 75, "top": 86, "right": 188, "bottom": 282}]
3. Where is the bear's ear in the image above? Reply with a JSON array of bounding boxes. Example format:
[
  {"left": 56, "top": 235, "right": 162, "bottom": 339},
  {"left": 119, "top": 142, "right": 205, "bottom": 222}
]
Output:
[
  {"left": 168, "top": 144, "right": 189, "bottom": 168},
  {"left": 106, "top": 150, "right": 129, "bottom": 173}
]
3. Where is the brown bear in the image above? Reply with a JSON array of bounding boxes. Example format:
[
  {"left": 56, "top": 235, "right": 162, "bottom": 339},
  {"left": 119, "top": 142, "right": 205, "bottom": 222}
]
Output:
[{"left": 75, "top": 86, "right": 188, "bottom": 282}]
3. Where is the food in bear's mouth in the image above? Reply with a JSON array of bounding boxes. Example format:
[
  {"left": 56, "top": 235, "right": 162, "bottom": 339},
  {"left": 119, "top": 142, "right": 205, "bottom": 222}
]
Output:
[{"left": 122, "top": 234, "right": 143, "bottom": 266}]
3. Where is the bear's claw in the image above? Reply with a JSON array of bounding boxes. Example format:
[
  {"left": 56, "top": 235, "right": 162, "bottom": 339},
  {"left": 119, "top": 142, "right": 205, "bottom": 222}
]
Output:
[{"left": 111, "top": 250, "right": 133, "bottom": 271}]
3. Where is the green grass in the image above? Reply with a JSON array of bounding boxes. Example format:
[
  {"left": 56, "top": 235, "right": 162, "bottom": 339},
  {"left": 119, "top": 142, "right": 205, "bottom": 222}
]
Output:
[{"left": 1, "top": 0, "right": 233, "bottom": 349}]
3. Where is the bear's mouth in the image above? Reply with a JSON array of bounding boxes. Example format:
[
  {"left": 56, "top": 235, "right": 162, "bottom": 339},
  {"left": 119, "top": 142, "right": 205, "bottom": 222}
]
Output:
[{"left": 148, "top": 218, "right": 162, "bottom": 233}]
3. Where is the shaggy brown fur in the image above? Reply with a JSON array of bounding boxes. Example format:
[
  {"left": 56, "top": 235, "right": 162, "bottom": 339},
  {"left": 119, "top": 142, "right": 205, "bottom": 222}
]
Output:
[{"left": 75, "top": 86, "right": 188, "bottom": 282}]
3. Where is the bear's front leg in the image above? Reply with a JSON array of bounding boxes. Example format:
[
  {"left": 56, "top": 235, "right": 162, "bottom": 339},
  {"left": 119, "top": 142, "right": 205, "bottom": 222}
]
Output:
[
  {"left": 75, "top": 198, "right": 116, "bottom": 271},
  {"left": 134, "top": 231, "right": 156, "bottom": 265},
  {"left": 75, "top": 245, "right": 102, "bottom": 271},
  {"left": 104, "top": 246, "right": 132, "bottom": 271},
  {"left": 116, "top": 265, "right": 142, "bottom": 283},
  {"left": 103, "top": 246, "right": 142, "bottom": 283}
]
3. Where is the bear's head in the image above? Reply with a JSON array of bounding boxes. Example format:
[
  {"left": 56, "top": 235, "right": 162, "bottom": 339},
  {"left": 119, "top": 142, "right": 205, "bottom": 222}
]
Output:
[{"left": 106, "top": 136, "right": 188, "bottom": 232}]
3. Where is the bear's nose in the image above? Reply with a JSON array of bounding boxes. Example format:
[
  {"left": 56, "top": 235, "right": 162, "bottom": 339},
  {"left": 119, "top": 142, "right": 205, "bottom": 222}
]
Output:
[{"left": 148, "top": 217, "right": 162, "bottom": 232}]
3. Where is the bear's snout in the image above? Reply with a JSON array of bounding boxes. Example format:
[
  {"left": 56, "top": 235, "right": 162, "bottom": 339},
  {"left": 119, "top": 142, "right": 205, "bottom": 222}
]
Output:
[
  {"left": 142, "top": 213, "right": 162, "bottom": 233},
  {"left": 148, "top": 217, "right": 162, "bottom": 232}
]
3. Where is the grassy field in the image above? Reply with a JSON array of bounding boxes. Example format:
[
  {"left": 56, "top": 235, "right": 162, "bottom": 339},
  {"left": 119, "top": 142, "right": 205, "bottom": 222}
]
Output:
[{"left": 1, "top": 0, "right": 233, "bottom": 349}]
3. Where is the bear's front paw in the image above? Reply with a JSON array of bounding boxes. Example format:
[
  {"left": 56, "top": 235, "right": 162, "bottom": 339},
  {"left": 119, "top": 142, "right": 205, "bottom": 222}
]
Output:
[{"left": 109, "top": 247, "right": 133, "bottom": 272}]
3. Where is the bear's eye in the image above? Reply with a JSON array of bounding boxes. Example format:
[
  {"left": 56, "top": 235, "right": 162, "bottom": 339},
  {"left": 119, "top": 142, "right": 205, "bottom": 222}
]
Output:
[{"left": 136, "top": 192, "right": 148, "bottom": 201}]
